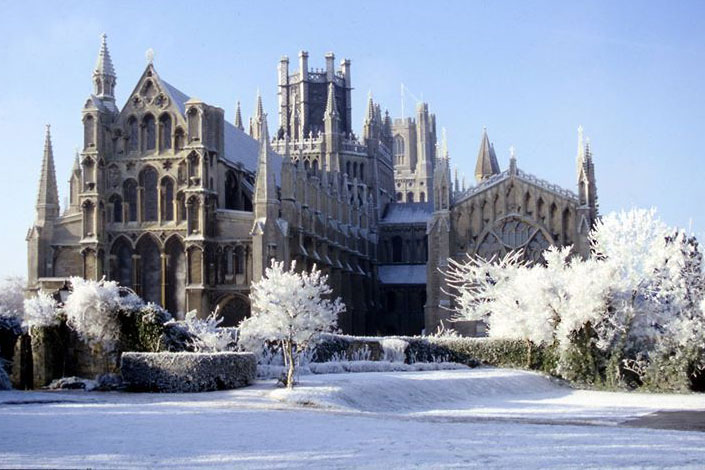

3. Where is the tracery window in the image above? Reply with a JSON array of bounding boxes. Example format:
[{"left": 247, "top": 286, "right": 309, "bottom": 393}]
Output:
[{"left": 476, "top": 217, "right": 552, "bottom": 264}]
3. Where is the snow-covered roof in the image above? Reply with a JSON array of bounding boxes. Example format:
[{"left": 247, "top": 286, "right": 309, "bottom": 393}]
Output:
[
  {"left": 223, "top": 121, "right": 282, "bottom": 184},
  {"left": 148, "top": 77, "right": 281, "bottom": 184},
  {"left": 161, "top": 80, "right": 190, "bottom": 115},
  {"left": 378, "top": 264, "right": 427, "bottom": 285},
  {"left": 380, "top": 202, "right": 432, "bottom": 225}
]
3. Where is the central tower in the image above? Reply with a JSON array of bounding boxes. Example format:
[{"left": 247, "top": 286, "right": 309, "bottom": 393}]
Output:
[{"left": 277, "top": 51, "right": 352, "bottom": 140}]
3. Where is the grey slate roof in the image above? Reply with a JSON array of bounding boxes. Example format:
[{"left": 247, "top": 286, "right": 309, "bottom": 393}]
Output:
[
  {"left": 380, "top": 202, "right": 433, "bottom": 225},
  {"left": 378, "top": 264, "right": 427, "bottom": 285}
]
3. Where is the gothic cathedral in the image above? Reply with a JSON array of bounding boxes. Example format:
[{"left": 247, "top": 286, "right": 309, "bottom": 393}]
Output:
[{"left": 27, "top": 35, "right": 598, "bottom": 336}]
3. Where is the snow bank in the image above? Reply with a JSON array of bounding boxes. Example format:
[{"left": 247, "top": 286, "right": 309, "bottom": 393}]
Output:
[
  {"left": 271, "top": 368, "right": 561, "bottom": 412},
  {"left": 121, "top": 352, "right": 256, "bottom": 392}
]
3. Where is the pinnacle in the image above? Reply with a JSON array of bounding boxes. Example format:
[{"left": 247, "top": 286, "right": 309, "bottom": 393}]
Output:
[
  {"left": 255, "top": 90, "right": 263, "bottom": 119},
  {"left": 325, "top": 82, "right": 338, "bottom": 117},
  {"left": 234, "top": 100, "right": 243, "bottom": 130},
  {"left": 94, "top": 33, "right": 116, "bottom": 78}
]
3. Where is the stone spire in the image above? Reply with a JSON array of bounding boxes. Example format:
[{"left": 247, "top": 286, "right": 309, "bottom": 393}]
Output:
[
  {"left": 234, "top": 101, "right": 244, "bottom": 131},
  {"left": 364, "top": 92, "right": 375, "bottom": 124},
  {"left": 324, "top": 82, "right": 339, "bottom": 118},
  {"left": 36, "top": 125, "right": 60, "bottom": 222},
  {"left": 474, "top": 127, "right": 500, "bottom": 183},
  {"left": 254, "top": 113, "right": 276, "bottom": 204},
  {"left": 93, "top": 33, "right": 116, "bottom": 100}
]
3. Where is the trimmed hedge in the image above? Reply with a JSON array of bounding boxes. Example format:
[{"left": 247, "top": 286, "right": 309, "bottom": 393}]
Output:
[{"left": 121, "top": 352, "right": 256, "bottom": 393}]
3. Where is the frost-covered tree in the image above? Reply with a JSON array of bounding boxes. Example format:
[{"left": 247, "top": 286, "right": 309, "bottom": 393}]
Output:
[
  {"left": 178, "top": 310, "right": 235, "bottom": 352},
  {"left": 23, "top": 292, "right": 59, "bottom": 330},
  {"left": 0, "top": 277, "right": 26, "bottom": 333},
  {"left": 590, "top": 209, "right": 705, "bottom": 382},
  {"left": 239, "top": 261, "right": 344, "bottom": 388},
  {"left": 445, "top": 207, "right": 705, "bottom": 388},
  {"left": 63, "top": 277, "right": 143, "bottom": 351}
]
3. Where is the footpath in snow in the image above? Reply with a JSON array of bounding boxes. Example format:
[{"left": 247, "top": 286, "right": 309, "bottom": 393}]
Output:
[{"left": 1, "top": 367, "right": 704, "bottom": 469}]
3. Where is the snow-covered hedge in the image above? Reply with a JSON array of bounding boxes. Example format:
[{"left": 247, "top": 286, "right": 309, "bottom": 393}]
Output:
[{"left": 121, "top": 352, "right": 256, "bottom": 392}]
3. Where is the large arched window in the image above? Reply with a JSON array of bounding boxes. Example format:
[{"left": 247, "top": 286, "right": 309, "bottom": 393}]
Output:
[
  {"left": 127, "top": 116, "right": 138, "bottom": 152},
  {"left": 159, "top": 114, "right": 172, "bottom": 151},
  {"left": 406, "top": 192, "right": 414, "bottom": 203},
  {"left": 419, "top": 192, "right": 426, "bottom": 203},
  {"left": 140, "top": 167, "right": 159, "bottom": 221},
  {"left": 161, "top": 177, "right": 174, "bottom": 221},
  {"left": 396, "top": 192, "right": 403, "bottom": 202},
  {"left": 143, "top": 114, "right": 156, "bottom": 151},
  {"left": 123, "top": 179, "right": 138, "bottom": 222}
]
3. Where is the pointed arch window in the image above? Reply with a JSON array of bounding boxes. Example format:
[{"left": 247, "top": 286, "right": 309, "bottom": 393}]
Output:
[
  {"left": 159, "top": 114, "right": 172, "bottom": 151},
  {"left": 127, "top": 117, "right": 138, "bottom": 152},
  {"left": 161, "top": 177, "right": 175, "bottom": 221},
  {"left": 140, "top": 167, "right": 159, "bottom": 221},
  {"left": 143, "top": 114, "right": 156, "bottom": 151},
  {"left": 123, "top": 179, "right": 138, "bottom": 222}
]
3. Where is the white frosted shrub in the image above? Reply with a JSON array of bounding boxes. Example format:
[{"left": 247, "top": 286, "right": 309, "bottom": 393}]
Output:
[{"left": 23, "top": 292, "right": 59, "bottom": 330}]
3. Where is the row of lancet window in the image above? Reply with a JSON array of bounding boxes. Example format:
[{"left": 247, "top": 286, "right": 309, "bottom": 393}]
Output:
[
  {"left": 124, "top": 114, "right": 184, "bottom": 153},
  {"left": 107, "top": 167, "right": 198, "bottom": 227}
]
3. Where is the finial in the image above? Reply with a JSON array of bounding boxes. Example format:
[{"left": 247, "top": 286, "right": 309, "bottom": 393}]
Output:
[
  {"left": 145, "top": 48, "right": 155, "bottom": 65},
  {"left": 509, "top": 145, "right": 516, "bottom": 160},
  {"left": 45, "top": 123, "right": 51, "bottom": 133}
]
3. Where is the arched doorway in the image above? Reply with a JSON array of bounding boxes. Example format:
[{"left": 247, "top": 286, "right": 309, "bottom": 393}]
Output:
[
  {"left": 111, "top": 238, "right": 133, "bottom": 289},
  {"left": 217, "top": 295, "right": 251, "bottom": 327}
]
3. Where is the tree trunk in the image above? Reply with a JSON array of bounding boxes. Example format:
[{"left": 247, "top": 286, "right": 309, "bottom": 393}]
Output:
[{"left": 284, "top": 340, "right": 295, "bottom": 389}]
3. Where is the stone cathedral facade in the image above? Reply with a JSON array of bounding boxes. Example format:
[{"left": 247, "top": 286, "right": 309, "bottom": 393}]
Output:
[{"left": 26, "top": 35, "right": 598, "bottom": 336}]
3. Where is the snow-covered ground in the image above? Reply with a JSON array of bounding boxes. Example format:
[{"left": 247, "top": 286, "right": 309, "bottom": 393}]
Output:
[{"left": 1, "top": 368, "right": 704, "bottom": 469}]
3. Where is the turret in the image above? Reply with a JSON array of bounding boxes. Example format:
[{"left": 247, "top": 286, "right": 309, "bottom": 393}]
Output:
[
  {"left": 93, "top": 33, "right": 116, "bottom": 102},
  {"left": 474, "top": 127, "right": 500, "bottom": 182}
]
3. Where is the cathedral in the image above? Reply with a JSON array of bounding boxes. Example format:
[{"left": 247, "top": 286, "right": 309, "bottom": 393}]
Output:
[{"left": 26, "top": 35, "right": 598, "bottom": 336}]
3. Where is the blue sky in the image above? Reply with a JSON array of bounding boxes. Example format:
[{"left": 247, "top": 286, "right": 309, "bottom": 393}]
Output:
[{"left": 1, "top": 0, "right": 704, "bottom": 278}]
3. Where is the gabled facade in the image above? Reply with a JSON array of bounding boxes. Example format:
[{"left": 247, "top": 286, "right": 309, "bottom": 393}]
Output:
[{"left": 424, "top": 128, "right": 598, "bottom": 334}]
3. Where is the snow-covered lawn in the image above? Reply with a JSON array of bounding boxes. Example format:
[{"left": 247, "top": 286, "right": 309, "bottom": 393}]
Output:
[{"left": 1, "top": 368, "right": 704, "bottom": 469}]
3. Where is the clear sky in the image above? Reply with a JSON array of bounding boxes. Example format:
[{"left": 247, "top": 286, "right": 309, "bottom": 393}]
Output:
[{"left": 1, "top": 0, "right": 704, "bottom": 278}]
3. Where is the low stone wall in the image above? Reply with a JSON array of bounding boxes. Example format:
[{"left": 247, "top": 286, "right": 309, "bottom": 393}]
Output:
[{"left": 121, "top": 352, "right": 256, "bottom": 393}]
